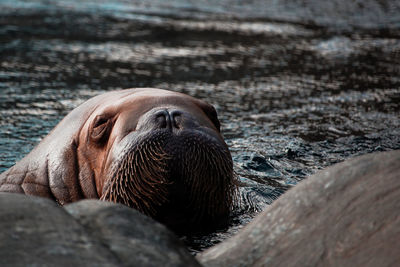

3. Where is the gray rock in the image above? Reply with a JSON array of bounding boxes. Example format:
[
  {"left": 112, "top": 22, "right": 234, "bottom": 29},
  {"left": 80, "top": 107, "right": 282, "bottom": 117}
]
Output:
[
  {"left": 0, "top": 193, "right": 200, "bottom": 267},
  {"left": 65, "top": 200, "right": 201, "bottom": 267},
  {"left": 3, "top": 150, "right": 399, "bottom": 267},
  {"left": 197, "top": 150, "right": 400, "bottom": 267},
  {"left": 0, "top": 193, "right": 118, "bottom": 266}
]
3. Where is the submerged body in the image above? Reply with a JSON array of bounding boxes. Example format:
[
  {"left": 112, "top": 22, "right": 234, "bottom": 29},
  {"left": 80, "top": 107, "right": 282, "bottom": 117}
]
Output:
[{"left": 0, "top": 88, "right": 235, "bottom": 233}]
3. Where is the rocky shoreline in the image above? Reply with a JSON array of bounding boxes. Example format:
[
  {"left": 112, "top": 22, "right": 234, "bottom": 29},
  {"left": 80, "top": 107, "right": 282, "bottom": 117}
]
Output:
[{"left": 1, "top": 150, "right": 398, "bottom": 266}]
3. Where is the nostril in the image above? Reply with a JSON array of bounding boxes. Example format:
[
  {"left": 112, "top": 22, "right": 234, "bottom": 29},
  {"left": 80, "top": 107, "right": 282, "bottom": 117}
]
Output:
[
  {"left": 154, "top": 110, "right": 170, "bottom": 129},
  {"left": 170, "top": 110, "right": 182, "bottom": 117},
  {"left": 170, "top": 110, "right": 182, "bottom": 129},
  {"left": 152, "top": 109, "right": 183, "bottom": 130},
  {"left": 156, "top": 114, "right": 167, "bottom": 128}
]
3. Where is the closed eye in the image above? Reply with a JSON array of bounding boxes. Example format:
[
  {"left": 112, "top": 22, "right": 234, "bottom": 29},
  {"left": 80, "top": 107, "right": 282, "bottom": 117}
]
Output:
[{"left": 91, "top": 115, "right": 113, "bottom": 144}]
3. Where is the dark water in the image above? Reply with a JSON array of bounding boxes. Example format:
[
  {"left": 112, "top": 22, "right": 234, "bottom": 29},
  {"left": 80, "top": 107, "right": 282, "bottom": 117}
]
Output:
[{"left": 1, "top": 0, "right": 400, "bottom": 253}]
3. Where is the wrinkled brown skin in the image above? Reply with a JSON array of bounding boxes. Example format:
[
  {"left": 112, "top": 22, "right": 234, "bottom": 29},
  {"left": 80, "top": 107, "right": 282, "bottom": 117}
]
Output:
[{"left": 0, "top": 89, "right": 231, "bottom": 219}]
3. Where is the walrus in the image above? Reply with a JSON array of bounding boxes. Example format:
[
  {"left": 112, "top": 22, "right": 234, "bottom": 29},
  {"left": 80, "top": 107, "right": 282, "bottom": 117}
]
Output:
[{"left": 0, "top": 88, "right": 235, "bottom": 233}]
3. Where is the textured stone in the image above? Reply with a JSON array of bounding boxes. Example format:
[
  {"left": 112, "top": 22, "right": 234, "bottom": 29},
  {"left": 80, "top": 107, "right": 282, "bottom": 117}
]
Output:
[
  {"left": 0, "top": 193, "right": 200, "bottom": 266},
  {"left": 0, "top": 193, "right": 117, "bottom": 266},
  {"left": 65, "top": 200, "right": 201, "bottom": 267},
  {"left": 198, "top": 150, "right": 400, "bottom": 267}
]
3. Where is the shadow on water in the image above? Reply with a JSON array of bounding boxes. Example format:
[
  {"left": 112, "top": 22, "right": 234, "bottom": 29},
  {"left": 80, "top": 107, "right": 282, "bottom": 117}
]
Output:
[{"left": 1, "top": 0, "right": 400, "bottom": 253}]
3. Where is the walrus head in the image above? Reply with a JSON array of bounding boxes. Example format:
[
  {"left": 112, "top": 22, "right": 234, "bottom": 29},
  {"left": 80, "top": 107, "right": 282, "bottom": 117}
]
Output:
[
  {"left": 76, "top": 88, "right": 235, "bottom": 233},
  {"left": 0, "top": 88, "right": 235, "bottom": 233}
]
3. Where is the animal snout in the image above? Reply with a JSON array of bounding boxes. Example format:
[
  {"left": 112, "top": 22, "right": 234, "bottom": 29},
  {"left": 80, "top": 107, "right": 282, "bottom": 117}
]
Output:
[
  {"left": 136, "top": 108, "right": 187, "bottom": 132},
  {"left": 154, "top": 109, "right": 182, "bottom": 130}
]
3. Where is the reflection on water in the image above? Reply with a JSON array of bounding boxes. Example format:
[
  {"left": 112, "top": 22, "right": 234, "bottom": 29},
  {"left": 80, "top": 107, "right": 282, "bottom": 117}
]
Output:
[{"left": 1, "top": 0, "right": 400, "bottom": 253}]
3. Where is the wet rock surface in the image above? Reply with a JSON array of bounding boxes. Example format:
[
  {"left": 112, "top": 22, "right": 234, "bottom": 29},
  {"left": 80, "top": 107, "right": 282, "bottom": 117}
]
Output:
[
  {"left": 0, "top": 193, "right": 199, "bottom": 266},
  {"left": 198, "top": 150, "right": 400, "bottom": 267},
  {"left": 1, "top": 0, "right": 400, "bottom": 252}
]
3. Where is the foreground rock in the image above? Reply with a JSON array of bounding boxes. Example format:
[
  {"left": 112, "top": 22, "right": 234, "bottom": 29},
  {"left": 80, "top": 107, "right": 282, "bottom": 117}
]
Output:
[
  {"left": 65, "top": 200, "right": 200, "bottom": 266},
  {"left": 1, "top": 150, "right": 399, "bottom": 266},
  {"left": 0, "top": 194, "right": 199, "bottom": 267},
  {"left": 198, "top": 150, "right": 400, "bottom": 266}
]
